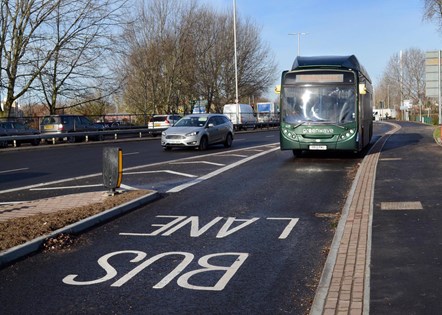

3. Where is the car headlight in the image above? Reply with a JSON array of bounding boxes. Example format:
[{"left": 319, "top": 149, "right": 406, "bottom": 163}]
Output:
[
  {"left": 161, "top": 131, "right": 166, "bottom": 136},
  {"left": 185, "top": 131, "right": 199, "bottom": 137}
]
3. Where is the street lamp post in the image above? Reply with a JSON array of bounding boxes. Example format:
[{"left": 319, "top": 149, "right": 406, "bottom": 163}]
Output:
[
  {"left": 288, "top": 32, "right": 308, "bottom": 56},
  {"left": 233, "top": 0, "right": 239, "bottom": 104}
]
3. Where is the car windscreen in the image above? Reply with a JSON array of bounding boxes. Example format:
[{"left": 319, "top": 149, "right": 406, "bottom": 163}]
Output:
[{"left": 175, "top": 116, "right": 207, "bottom": 127}]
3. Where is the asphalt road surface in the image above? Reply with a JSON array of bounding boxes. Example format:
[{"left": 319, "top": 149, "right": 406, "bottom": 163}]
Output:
[{"left": 0, "top": 128, "right": 378, "bottom": 314}]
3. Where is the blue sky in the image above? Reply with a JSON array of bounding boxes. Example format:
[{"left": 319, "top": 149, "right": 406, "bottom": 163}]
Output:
[{"left": 203, "top": 0, "right": 442, "bottom": 98}]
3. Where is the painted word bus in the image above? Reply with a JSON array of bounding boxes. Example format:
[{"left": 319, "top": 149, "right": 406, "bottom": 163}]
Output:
[{"left": 279, "top": 55, "right": 373, "bottom": 155}]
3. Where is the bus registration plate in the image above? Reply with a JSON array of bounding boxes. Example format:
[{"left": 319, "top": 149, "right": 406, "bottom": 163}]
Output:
[{"left": 309, "top": 145, "right": 327, "bottom": 150}]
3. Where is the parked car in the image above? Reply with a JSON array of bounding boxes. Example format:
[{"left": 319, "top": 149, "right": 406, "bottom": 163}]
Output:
[
  {"left": 148, "top": 115, "right": 181, "bottom": 129},
  {"left": 161, "top": 113, "right": 234, "bottom": 151},
  {"left": 0, "top": 121, "right": 41, "bottom": 147},
  {"left": 40, "top": 115, "right": 104, "bottom": 143}
]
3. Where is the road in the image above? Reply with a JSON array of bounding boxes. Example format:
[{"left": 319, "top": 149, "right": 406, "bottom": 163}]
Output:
[{"left": 0, "top": 128, "right": 380, "bottom": 314}]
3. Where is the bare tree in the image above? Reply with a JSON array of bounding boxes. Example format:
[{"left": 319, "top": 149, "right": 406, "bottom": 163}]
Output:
[
  {"left": 120, "top": 0, "right": 277, "bottom": 115},
  {"left": 0, "top": 0, "right": 126, "bottom": 117},
  {"left": 121, "top": 0, "right": 199, "bottom": 116},
  {"left": 423, "top": 0, "right": 442, "bottom": 30},
  {"left": 193, "top": 9, "right": 276, "bottom": 112},
  {"left": 376, "top": 48, "right": 426, "bottom": 117},
  {"left": 0, "top": 0, "right": 61, "bottom": 117},
  {"left": 36, "top": 0, "right": 127, "bottom": 114}
]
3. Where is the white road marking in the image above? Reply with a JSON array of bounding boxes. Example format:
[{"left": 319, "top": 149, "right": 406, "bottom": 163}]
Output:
[
  {"left": 169, "top": 161, "right": 225, "bottom": 166},
  {"left": 124, "top": 170, "right": 197, "bottom": 178},
  {"left": 167, "top": 146, "right": 280, "bottom": 193},
  {"left": 217, "top": 154, "right": 248, "bottom": 158},
  {"left": 30, "top": 184, "right": 103, "bottom": 191},
  {"left": 0, "top": 168, "right": 29, "bottom": 174},
  {"left": 123, "top": 152, "right": 139, "bottom": 156}
]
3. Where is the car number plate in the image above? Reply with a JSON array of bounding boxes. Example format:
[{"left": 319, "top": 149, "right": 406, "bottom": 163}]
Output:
[
  {"left": 168, "top": 139, "right": 181, "bottom": 144},
  {"left": 309, "top": 145, "right": 327, "bottom": 150},
  {"left": 44, "top": 125, "right": 54, "bottom": 130}
]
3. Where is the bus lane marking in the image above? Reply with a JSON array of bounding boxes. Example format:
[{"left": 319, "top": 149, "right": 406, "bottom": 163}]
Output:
[
  {"left": 62, "top": 216, "right": 299, "bottom": 291},
  {"left": 62, "top": 251, "right": 249, "bottom": 291},
  {"left": 119, "top": 215, "right": 299, "bottom": 240}
]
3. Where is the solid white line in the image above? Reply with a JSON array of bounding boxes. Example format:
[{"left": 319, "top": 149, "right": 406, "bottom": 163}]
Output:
[
  {"left": 167, "top": 146, "right": 280, "bottom": 193},
  {"left": 123, "top": 152, "right": 139, "bottom": 156},
  {"left": 30, "top": 184, "right": 103, "bottom": 191},
  {"left": 0, "top": 168, "right": 29, "bottom": 174},
  {"left": 217, "top": 154, "right": 248, "bottom": 158},
  {"left": 124, "top": 170, "right": 197, "bottom": 178},
  {"left": 169, "top": 161, "right": 225, "bottom": 166}
]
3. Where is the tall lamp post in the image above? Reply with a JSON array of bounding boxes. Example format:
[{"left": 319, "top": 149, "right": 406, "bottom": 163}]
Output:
[
  {"left": 288, "top": 32, "right": 308, "bottom": 56},
  {"left": 233, "top": 0, "right": 239, "bottom": 104}
]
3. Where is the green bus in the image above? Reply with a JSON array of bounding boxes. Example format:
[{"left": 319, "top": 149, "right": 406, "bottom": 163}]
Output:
[{"left": 279, "top": 55, "right": 373, "bottom": 155}]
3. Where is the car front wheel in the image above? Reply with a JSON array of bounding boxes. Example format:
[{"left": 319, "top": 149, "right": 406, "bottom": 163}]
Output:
[
  {"left": 224, "top": 133, "right": 233, "bottom": 148},
  {"left": 198, "top": 136, "right": 208, "bottom": 150}
]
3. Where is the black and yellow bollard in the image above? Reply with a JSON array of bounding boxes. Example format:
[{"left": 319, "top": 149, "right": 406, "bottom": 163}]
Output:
[{"left": 103, "top": 147, "right": 123, "bottom": 195}]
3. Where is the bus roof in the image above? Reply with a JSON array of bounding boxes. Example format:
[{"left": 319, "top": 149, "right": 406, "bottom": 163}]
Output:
[{"left": 291, "top": 55, "right": 371, "bottom": 83}]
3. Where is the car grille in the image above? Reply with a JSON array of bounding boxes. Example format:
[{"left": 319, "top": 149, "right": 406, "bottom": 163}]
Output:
[{"left": 166, "top": 135, "right": 185, "bottom": 139}]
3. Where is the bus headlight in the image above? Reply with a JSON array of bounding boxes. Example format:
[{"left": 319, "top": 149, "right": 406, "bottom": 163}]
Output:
[{"left": 339, "top": 129, "right": 356, "bottom": 140}]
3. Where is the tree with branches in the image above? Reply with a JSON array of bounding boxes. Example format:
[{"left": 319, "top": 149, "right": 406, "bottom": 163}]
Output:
[
  {"left": 0, "top": 0, "right": 126, "bottom": 117},
  {"left": 120, "top": 0, "right": 276, "bottom": 116}
]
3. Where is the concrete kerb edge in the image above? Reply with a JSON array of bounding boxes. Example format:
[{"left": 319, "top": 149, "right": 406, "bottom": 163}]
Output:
[{"left": 0, "top": 190, "right": 160, "bottom": 269}]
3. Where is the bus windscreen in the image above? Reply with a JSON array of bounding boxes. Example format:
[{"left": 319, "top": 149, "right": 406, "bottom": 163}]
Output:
[{"left": 282, "top": 85, "right": 356, "bottom": 124}]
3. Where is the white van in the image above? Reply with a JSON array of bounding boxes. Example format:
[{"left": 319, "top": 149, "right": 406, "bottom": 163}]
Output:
[{"left": 223, "top": 104, "right": 256, "bottom": 130}]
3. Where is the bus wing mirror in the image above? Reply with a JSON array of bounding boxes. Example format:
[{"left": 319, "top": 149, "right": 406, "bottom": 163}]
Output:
[
  {"left": 274, "top": 85, "right": 281, "bottom": 94},
  {"left": 359, "top": 84, "right": 367, "bottom": 95}
]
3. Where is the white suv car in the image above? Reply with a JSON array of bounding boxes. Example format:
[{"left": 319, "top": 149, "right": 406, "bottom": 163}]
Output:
[{"left": 161, "top": 113, "right": 234, "bottom": 151}]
